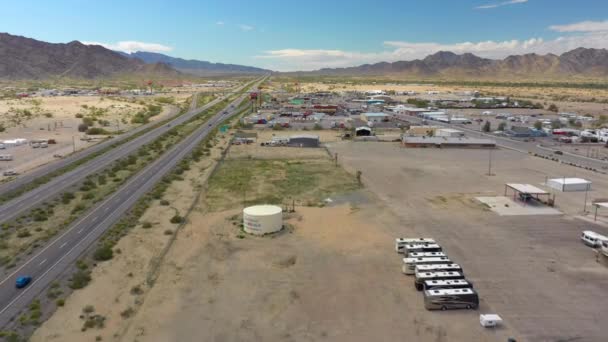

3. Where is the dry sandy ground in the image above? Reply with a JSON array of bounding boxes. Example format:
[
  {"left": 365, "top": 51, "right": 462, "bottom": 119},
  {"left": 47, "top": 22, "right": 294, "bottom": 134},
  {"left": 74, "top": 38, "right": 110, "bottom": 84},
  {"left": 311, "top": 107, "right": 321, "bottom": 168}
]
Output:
[
  {"left": 0, "top": 98, "right": 178, "bottom": 175},
  {"left": 30, "top": 125, "right": 233, "bottom": 342},
  {"left": 119, "top": 203, "right": 513, "bottom": 342}
]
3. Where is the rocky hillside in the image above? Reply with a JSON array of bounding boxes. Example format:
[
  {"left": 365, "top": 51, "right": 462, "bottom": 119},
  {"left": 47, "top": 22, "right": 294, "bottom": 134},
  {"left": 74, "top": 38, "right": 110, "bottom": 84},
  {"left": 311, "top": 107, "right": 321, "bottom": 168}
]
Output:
[{"left": 0, "top": 33, "right": 179, "bottom": 79}]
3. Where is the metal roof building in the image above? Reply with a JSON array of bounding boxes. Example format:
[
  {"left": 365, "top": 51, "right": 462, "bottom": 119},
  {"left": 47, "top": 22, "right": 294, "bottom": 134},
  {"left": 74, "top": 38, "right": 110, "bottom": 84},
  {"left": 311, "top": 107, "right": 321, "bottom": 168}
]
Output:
[{"left": 402, "top": 136, "right": 496, "bottom": 148}]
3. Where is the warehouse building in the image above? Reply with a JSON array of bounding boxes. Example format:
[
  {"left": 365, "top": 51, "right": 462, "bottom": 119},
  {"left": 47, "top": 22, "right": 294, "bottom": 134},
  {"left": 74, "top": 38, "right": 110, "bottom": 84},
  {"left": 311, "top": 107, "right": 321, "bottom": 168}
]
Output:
[
  {"left": 406, "top": 125, "right": 440, "bottom": 137},
  {"left": 402, "top": 136, "right": 496, "bottom": 148},
  {"left": 287, "top": 135, "right": 320, "bottom": 148}
]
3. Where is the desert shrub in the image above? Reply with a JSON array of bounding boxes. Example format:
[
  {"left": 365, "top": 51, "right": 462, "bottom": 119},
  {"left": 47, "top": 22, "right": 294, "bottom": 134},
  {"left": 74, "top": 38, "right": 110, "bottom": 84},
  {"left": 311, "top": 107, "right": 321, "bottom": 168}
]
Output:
[
  {"left": 93, "top": 245, "right": 113, "bottom": 261},
  {"left": 69, "top": 269, "right": 92, "bottom": 289},
  {"left": 170, "top": 215, "right": 184, "bottom": 224}
]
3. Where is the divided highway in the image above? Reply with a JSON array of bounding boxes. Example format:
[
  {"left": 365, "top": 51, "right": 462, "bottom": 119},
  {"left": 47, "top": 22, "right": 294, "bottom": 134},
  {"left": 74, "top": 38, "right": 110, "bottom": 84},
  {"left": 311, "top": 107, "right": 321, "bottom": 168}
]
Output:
[
  {"left": 0, "top": 84, "right": 251, "bottom": 224},
  {"left": 0, "top": 77, "right": 264, "bottom": 327}
]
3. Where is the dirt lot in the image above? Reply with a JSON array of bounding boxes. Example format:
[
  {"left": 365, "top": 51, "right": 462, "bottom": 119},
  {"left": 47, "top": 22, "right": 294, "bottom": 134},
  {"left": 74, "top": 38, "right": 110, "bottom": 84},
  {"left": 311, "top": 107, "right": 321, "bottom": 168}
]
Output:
[
  {"left": 31, "top": 135, "right": 608, "bottom": 341},
  {"left": 0, "top": 96, "right": 179, "bottom": 175},
  {"left": 326, "top": 142, "right": 608, "bottom": 341}
]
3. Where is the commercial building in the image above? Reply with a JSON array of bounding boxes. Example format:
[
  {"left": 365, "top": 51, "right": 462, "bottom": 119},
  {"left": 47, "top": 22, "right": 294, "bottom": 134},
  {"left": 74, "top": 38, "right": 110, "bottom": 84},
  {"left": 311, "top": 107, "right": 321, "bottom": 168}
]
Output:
[
  {"left": 435, "top": 128, "right": 465, "bottom": 138},
  {"left": 402, "top": 136, "right": 496, "bottom": 148},
  {"left": 361, "top": 112, "right": 390, "bottom": 123}
]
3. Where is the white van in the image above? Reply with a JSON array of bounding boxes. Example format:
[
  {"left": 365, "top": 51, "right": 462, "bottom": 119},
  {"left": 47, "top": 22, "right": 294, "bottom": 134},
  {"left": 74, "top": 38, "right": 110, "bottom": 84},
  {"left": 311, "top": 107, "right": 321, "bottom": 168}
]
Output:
[
  {"left": 0, "top": 155, "right": 13, "bottom": 161},
  {"left": 580, "top": 230, "right": 608, "bottom": 248}
]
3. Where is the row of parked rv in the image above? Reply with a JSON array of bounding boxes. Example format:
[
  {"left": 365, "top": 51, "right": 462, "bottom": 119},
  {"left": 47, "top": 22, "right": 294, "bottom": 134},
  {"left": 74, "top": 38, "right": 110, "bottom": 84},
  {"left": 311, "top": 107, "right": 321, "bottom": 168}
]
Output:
[{"left": 395, "top": 238, "right": 479, "bottom": 311}]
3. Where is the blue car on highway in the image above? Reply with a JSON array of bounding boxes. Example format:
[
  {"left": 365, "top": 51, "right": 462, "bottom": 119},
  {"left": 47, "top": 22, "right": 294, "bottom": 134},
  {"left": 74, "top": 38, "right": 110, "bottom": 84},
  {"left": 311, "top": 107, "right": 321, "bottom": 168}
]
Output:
[{"left": 15, "top": 276, "right": 32, "bottom": 289}]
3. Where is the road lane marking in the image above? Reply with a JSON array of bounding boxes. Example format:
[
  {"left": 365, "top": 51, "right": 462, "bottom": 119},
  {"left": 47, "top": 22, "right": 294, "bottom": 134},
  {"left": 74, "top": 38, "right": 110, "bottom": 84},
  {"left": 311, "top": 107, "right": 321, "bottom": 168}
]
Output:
[
  {"left": 59, "top": 242, "right": 67, "bottom": 249},
  {"left": 39, "top": 259, "right": 47, "bottom": 266},
  {"left": 77, "top": 228, "right": 84, "bottom": 234},
  {"left": 92, "top": 216, "right": 98, "bottom": 222}
]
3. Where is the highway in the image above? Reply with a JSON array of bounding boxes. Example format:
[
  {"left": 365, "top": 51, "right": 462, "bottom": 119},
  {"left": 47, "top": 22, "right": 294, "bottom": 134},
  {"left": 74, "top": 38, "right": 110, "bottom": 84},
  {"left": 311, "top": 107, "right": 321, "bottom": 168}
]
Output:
[
  {"left": 404, "top": 114, "right": 608, "bottom": 171},
  {"left": 0, "top": 77, "right": 264, "bottom": 328},
  {"left": 0, "top": 83, "right": 251, "bottom": 225}
]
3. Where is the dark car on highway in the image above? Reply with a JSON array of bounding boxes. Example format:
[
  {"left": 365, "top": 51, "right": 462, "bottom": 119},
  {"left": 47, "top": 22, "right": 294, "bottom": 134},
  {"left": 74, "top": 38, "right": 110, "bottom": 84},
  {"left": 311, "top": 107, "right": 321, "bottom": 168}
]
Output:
[{"left": 15, "top": 276, "right": 32, "bottom": 289}]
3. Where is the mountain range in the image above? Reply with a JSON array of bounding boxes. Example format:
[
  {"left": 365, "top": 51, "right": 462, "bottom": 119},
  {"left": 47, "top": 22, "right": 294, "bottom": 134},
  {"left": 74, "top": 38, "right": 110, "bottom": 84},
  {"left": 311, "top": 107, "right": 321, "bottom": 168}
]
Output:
[
  {"left": 0, "top": 32, "right": 181, "bottom": 79},
  {"left": 297, "top": 48, "right": 608, "bottom": 79},
  {"left": 1, "top": 32, "right": 608, "bottom": 80},
  {"left": 120, "top": 51, "right": 269, "bottom": 76}
]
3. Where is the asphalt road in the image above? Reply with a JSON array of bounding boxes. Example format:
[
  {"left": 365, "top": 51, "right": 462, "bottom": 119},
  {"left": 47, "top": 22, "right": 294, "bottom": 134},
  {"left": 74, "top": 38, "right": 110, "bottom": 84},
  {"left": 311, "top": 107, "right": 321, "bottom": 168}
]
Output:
[
  {"left": 0, "top": 84, "right": 251, "bottom": 225},
  {"left": 0, "top": 77, "right": 264, "bottom": 328},
  {"left": 403, "top": 114, "right": 608, "bottom": 171}
]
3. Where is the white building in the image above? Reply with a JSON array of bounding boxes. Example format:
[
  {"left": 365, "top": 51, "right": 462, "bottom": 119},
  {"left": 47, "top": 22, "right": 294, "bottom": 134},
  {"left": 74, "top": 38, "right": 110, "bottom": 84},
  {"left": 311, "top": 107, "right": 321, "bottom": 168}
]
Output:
[
  {"left": 436, "top": 128, "right": 465, "bottom": 138},
  {"left": 547, "top": 178, "right": 592, "bottom": 192}
]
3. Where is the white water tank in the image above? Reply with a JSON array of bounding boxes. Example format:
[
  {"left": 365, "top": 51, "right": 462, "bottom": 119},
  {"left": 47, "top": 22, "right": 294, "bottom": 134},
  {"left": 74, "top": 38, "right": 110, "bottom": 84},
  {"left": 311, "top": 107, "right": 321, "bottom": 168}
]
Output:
[{"left": 243, "top": 205, "right": 283, "bottom": 235}]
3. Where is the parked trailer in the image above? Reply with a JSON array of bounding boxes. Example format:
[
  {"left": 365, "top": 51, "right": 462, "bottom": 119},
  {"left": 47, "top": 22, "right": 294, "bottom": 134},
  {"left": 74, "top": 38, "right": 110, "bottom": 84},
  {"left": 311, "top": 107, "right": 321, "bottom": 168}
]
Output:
[
  {"left": 0, "top": 155, "right": 13, "bottom": 161},
  {"left": 423, "top": 279, "right": 473, "bottom": 291},
  {"left": 402, "top": 257, "right": 451, "bottom": 275},
  {"left": 403, "top": 244, "right": 442, "bottom": 257},
  {"left": 415, "top": 263, "right": 463, "bottom": 274},
  {"left": 423, "top": 288, "right": 479, "bottom": 311},
  {"left": 408, "top": 251, "right": 446, "bottom": 258},
  {"left": 415, "top": 271, "right": 465, "bottom": 290},
  {"left": 395, "top": 238, "right": 435, "bottom": 253}
]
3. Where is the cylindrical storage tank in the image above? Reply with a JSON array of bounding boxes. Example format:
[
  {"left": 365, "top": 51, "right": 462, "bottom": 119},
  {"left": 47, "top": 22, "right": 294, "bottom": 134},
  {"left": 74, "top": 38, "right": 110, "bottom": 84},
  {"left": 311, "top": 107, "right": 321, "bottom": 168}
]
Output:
[{"left": 243, "top": 205, "right": 283, "bottom": 235}]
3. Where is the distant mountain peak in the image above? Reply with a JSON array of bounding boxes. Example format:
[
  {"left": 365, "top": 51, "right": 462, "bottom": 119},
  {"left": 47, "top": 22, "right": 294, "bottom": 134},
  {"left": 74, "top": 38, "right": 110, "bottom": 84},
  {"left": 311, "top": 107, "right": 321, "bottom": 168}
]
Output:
[
  {"left": 122, "top": 51, "right": 270, "bottom": 76},
  {"left": 290, "top": 47, "right": 608, "bottom": 79}
]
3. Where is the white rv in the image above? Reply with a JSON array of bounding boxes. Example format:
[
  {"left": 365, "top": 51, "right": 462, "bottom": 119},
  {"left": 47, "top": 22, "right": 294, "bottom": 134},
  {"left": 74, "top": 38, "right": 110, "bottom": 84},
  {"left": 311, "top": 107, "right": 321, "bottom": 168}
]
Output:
[
  {"left": 402, "top": 257, "right": 451, "bottom": 275},
  {"left": 395, "top": 238, "right": 435, "bottom": 253}
]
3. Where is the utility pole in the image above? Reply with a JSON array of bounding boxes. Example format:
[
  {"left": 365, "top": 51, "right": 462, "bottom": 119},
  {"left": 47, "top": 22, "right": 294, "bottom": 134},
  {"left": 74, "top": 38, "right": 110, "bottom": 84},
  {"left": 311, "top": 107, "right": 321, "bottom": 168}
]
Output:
[
  {"left": 583, "top": 184, "right": 589, "bottom": 214},
  {"left": 72, "top": 135, "right": 76, "bottom": 153},
  {"left": 487, "top": 148, "right": 494, "bottom": 176}
]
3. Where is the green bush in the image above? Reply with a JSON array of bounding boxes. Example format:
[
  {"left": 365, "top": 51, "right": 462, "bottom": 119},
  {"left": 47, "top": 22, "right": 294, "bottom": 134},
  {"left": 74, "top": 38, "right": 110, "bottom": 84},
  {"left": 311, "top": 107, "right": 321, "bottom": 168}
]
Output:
[
  {"left": 86, "top": 127, "right": 111, "bottom": 135},
  {"left": 69, "top": 269, "right": 92, "bottom": 289},
  {"left": 159, "top": 200, "right": 170, "bottom": 206},
  {"left": 141, "top": 221, "right": 152, "bottom": 229},
  {"left": 62, "top": 192, "right": 75, "bottom": 204},
  {"left": 170, "top": 215, "right": 184, "bottom": 224},
  {"left": 93, "top": 245, "right": 113, "bottom": 261},
  {"left": 16, "top": 230, "right": 31, "bottom": 238}
]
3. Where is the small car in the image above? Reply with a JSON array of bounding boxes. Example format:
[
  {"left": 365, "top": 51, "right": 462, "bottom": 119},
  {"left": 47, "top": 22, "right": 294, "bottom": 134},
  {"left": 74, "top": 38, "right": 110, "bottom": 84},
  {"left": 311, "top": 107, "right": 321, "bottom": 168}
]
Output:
[
  {"left": 15, "top": 276, "right": 32, "bottom": 289},
  {"left": 554, "top": 150, "right": 563, "bottom": 155},
  {"left": 3, "top": 170, "right": 18, "bottom": 176}
]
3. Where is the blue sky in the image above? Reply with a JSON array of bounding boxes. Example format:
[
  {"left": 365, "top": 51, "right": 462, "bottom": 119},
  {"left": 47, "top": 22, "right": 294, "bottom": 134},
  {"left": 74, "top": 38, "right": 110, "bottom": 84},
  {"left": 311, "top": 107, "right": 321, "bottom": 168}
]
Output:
[{"left": 2, "top": 0, "right": 608, "bottom": 71}]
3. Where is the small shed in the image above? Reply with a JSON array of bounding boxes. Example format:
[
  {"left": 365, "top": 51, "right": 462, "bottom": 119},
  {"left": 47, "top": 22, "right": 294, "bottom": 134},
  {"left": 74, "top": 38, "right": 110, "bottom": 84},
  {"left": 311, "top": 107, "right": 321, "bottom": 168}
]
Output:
[
  {"left": 547, "top": 178, "right": 591, "bottom": 192},
  {"left": 288, "top": 135, "right": 320, "bottom": 148}
]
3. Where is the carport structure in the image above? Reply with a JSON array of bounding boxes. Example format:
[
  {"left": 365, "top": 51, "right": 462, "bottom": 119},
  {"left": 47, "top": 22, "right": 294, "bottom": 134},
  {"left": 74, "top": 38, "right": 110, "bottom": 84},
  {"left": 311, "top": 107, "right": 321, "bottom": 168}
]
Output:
[
  {"left": 592, "top": 202, "right": 608, "bottom": 221},
  {"left": 504, "top": 183, "right": 552, "bottom": 205}
]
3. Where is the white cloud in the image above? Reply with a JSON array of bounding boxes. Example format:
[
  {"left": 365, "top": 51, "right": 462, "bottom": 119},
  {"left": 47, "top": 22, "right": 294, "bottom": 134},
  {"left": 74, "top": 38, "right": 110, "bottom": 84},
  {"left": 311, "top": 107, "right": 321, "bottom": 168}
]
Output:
[
  {"left": 239, "top": 24, "right": 254, "bottom": 32},
  {"left": 255, "top": 33, "right": 608, "bottom": 71},
  {"left": 475, "top": 0, "right": 527, "bottom": 9},
  {"left": 83, "top": 41, "right": 172, "bottom": 53},
  {"left": 550, "top": 20, "right": 608, "bottom": 33},
  {"left": 216, "top": 21, "right": 225, "bottom": 26}
]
